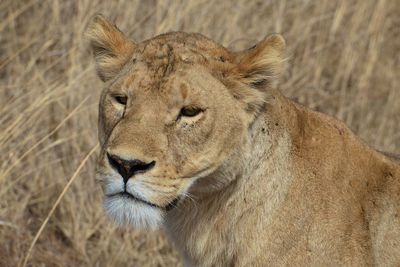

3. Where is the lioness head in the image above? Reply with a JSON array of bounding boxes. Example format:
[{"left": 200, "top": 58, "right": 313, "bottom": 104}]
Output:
[{"left": 87, "top": 15, "right": 285, "bottom": 228}]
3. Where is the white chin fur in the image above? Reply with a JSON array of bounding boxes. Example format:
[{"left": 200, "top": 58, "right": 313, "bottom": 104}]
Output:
[{"left": 104, "top": 196, "right": 164, "bottom": 229}]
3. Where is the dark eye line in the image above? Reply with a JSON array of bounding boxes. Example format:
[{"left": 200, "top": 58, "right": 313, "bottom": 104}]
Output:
[
  {"left": 112, "top": 95, "right": 128, "bottom": 105},
  {"left": 178, "top": 106, "right": 204, "bottom": 119}
]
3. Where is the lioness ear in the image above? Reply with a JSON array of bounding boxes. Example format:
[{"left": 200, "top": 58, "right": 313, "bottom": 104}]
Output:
[
  {"left": 235, "top": 34, "right": 285, "bottom": 89},
  {"left": 86, "top": 14, "right": 135, "bottom": 82}
]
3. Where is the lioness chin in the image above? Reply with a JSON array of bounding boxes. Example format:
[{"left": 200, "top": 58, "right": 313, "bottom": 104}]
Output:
[{"left": 86, "top": 15, "right": 400, "bottom": 266}]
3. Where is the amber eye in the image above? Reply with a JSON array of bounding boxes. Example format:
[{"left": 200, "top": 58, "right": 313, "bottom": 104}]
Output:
[
  {"left": 113, "top": 95, "right": 127, "bottom": 105},
  {"left": 179, "top": 106, "right": 203, "bottom": 118}
]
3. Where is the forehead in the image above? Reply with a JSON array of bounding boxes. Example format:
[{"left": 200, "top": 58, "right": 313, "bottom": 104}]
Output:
[
  {"left": 115, "top": 32, "right": 233, "bottom": 92},
  {"left": 138, "top": 32, "right": 231, "bottom": 65}
]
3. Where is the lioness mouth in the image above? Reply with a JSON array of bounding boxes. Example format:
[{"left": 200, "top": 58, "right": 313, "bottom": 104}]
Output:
[
  {"left": 165, "top": 197, "right": 180, "bottom": 211},
  {"left": 107, "top": 191, "right": 180, "bottom": 211}
]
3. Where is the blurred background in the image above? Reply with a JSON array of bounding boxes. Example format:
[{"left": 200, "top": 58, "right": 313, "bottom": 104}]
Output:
[{"left": 1, "top": 0, "right": 399, "bottom": 266}]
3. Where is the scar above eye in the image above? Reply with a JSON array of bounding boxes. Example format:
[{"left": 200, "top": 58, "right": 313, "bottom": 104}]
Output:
[
  {"left": 123, "top": 73, "right": 139, "bottom": 88},
  {"left": 180, "top": 83, "right": 189, "bottom": 99}
]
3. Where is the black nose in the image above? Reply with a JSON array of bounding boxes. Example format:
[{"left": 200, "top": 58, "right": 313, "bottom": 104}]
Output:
[{"left": 107, "top": 153, "right": 156, "bottom": 183}]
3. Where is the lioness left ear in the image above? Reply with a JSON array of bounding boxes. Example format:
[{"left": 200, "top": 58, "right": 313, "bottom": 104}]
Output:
[
  {"left": 85, "top": 14, "right": 136, "bottom": 82},
  {"left": 235, "top": 34, "right": 286, "bottom": 89}
]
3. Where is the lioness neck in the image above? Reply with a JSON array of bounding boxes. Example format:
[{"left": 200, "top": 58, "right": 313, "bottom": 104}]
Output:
[{"left": 164, "top": 91, "right": 295, "bottom": 267}]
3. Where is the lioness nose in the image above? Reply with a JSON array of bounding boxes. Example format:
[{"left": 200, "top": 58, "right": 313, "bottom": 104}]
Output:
[{"left": 107, "top": 153, "right": 156, "bottom": 183}]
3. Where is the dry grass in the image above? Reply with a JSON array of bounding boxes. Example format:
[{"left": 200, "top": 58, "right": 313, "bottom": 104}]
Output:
[{"left": 1, "top": 0, "right": 399, "bottom": 266}]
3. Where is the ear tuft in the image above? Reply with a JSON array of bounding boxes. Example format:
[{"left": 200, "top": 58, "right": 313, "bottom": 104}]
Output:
[
  {"left": 236, "top": 34, "right": 286, "bottom": 89},
  {"left": 85, "top": 14, "right": 135, "bottom": 82}
]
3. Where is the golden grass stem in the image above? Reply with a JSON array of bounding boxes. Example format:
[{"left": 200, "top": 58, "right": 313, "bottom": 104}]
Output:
[
  {"left": 0, "top": 96, "right": 89, "bottom": 183},
  {"left": 20, "top": 144, "right": 99, "bottom": 267}
]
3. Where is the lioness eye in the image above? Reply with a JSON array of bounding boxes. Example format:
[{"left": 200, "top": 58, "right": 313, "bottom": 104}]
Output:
[
  {"left": 179, "top": 107, "right": 202, "bottom": 117},
  {"left": 113, "top": 95, "right": 127, "bottom": 105}
]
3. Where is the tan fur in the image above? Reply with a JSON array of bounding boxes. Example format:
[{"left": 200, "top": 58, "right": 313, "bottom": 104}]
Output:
[{"left": 87, "top": 15, "right": 400, "bottom": 266}]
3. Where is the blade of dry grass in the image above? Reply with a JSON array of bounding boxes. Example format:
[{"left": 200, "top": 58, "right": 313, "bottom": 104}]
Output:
[
  {"left": 20, "top": 144, "right": 99, "bottom": 267},
  {"left": 0, "top": 96, "right": 89, "bottom": 182}
]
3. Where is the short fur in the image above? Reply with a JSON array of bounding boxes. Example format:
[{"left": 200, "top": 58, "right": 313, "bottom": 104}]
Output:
[{"left": 87, "top": 15, "right": 400, "bottom": 266}]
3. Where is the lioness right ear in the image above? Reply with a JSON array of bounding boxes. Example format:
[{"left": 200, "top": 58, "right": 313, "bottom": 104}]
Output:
[{"left": 85, "top": 14, "right": 136, "bottom": 82}]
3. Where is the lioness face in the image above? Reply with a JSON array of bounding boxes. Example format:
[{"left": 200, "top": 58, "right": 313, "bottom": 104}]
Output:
[
  {"left": 97, "top": 62, "right": 247, "bottom": 228},
  {"left": 87, "top": 15, "right": 285, "bottom": 228}
]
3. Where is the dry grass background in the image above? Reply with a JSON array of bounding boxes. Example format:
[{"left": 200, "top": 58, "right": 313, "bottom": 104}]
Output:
[{"left": 1, "top": 0, "right": 399, "bottom": 266}]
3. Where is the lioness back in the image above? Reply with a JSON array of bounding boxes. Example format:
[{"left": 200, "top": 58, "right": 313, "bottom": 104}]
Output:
[{"left": 87, "top": 15, "right": 400, "bottom": 266}]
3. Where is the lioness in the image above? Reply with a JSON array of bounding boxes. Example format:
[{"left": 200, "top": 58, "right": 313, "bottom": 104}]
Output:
[{"left": 87, "top": 15, "right": 400, "bottom": 266}]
